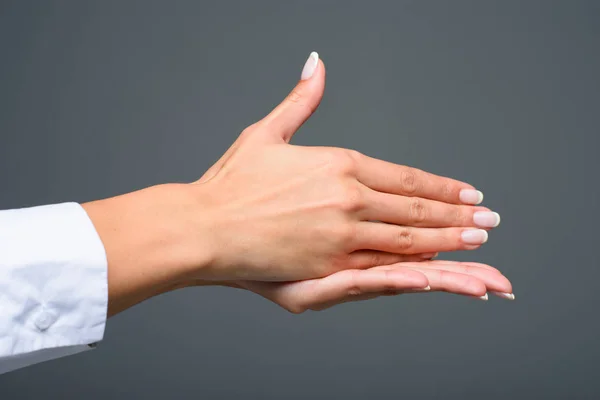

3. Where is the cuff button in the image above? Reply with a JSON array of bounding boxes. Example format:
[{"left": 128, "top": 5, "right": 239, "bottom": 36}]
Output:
[{"left": 35, "top": 310, "right": 58, "bottom": 331}]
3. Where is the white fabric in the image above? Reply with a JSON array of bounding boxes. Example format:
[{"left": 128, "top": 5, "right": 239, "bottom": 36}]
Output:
[{"left": 0, "top": 203, "right": 108, "bottom": 374}]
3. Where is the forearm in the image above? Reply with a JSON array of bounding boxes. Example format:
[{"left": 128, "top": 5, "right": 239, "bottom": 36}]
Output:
[{"left": 82, "top": 183, "right": 215, "bottom": 317}]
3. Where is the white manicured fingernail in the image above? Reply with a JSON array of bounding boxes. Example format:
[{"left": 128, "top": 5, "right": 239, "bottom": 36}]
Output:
[
  {"left": 405, "top": 285, "right": 431, "bottom": 293},
  {"left": 473, "top": 211, "right": 501, "bottom": 228},
  {"left": 460, "top": 189, "right": 484, "bottom": 205},
  {"left": 479, "top": 293, "right": 489, "bottom": 301},
  {"left": 491, "top": 291, "right": 515, "bottom": 300},
  {"left": 300, "top": 51, "right": 319, "bottom": 80},
  {"left": 461, "top": 229, "right": 488, "bottom": 245}
]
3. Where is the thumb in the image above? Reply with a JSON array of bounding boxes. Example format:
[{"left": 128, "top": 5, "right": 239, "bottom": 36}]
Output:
[{"left": 261, "top": 51, "right": 326, "bottom": 143}]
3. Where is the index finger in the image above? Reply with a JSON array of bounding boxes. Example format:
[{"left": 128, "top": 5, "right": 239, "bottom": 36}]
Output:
[{"left": 354, "top": 153, "right": 483, "bottom": 205}]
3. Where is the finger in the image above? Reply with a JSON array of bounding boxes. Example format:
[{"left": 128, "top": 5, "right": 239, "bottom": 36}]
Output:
[
  {"left": 425, "top": 260, "right": 501, "bottom": 273},
  {"left": 404, "top": 261, "right": 513, "bottom": 294},
  {"left": 260, "top": 52, "right": 326, "bottom": 143},
  {"left": 347, "top": 250, "right": 441, "bottom": 270},
  {"left": 354, "top": 223, "right": 489, "bottom": 254},
  {"left": 427, "top": 261, "right": 516, "bottom": 299},
  {"left": 372, "top": 260, "right": 514, "bottom": 300},
  {"left": 401, "top": 265, "right": 488, "bottom": 298},
  {"left": 353, "top": 153, "right": 483, "bottom": 205},
  {"left": 361, "top": 188, "right": 500, "bottom": 228},
  {"left": 372, "top": 262, "right": 487, "bottom": 300},
  {"left": 304, "top": 268, "right": 429, "bottom": 311}
]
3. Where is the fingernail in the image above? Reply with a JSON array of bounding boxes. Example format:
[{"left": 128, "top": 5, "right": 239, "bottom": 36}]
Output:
[
  {"left": 473, "top": 211, "right": 501, "bottom": 228},
  {"left": 405, "top": 285, "right": 431, "bottom": 293},
  {"left": 420, "top": 252, "right": 437, "bottom": 259},
  {"left": 491, "top": 291, "right": 515, "bottom": 300},
  {"left": 459, "top": 189, "right": 484, "bottom": 205},
  {"left": 300, "top": 51, "right": 319, "bottom": 80},
  {"left": 461, "top": 229, "right": 489, "bottom": 245},
  {"left": 479, "top": 293, "right": 489, "bottom": 301}
]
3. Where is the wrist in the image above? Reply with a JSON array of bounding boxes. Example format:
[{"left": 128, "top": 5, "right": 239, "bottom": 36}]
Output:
[{"left": 82, "top": 183, "right": 216, "bottom": 315}]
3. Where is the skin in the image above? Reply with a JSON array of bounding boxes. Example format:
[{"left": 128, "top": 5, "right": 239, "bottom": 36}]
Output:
[{"left": 82, "top": 56, "right": 512, "bottom": 317}]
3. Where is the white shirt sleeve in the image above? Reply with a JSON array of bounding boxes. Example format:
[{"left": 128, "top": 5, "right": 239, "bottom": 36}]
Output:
[{"left": 0, "top": 203, "right": 108, "bottom": 374}]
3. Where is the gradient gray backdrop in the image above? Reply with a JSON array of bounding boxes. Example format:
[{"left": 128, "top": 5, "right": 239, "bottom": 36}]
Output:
[{"left": 1, "top": 1, "right": 598, "bottom": 399}]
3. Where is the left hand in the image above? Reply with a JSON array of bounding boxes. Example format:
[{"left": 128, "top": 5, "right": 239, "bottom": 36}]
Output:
[{"left": 185, "top": 259, "right": 514, "bottom": 313}]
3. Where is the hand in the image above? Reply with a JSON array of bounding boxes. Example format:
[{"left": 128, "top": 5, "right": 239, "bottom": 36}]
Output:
[
  {"left": 184, "top": 259, "right": 514, "bottom": 314},
  {"left": 189, "top": 52, "right": 501, "bottom": 282},
  {"left": 85, "top": 52, "right": 504, "bottom": 317}
]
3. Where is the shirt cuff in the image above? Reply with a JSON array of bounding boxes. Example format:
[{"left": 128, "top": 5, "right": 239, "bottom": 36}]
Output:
[{"left": 0, "top": 203, "right": 108, "bottom": 374}]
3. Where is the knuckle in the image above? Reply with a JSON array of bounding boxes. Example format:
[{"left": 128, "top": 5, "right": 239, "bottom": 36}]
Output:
[
  {"left": 325, "top": 148, "right": 358, "bottom": 175},
  {"left": 446, "top": 205, "right": 466, "bottom": 226},
  {"left": 395, "top": 227, "right": 414, "bottom": 251},
  {"left": 409, "top": 198, "right": 428, "bottom": 224},
  {"left": 325, "top": 222, "right": 357, "bottom": 247},
  {"left": 237, "top": 129, "right": 253, "bottom": 144},
  {"left": 345, "top": 149, "right": 363, "bottom": 165},
  {"left": 362, "top": 251, "right": 396, "bottom": 268},
  {"left": 337, "top": 222, "right": 357, "bottom": 244},
  {"left": 400, "top": 167, "right": 419, "bottom": 194},
  {"left": 346, "top": 270, "right": 362, "bottom": 297},
  {"left": 241, "top": 122, "right": 259, "bottom": 135},
  {"left": 239, "top": 121, "right": 263, "bottom": 140},
  {"left": 286, "top": 89, "right": 303, "bottom": 103},
  {"left": 337, "top": 183, "right": 364, "bottom": 212},
  {"left": 367, "top": 252, "right": 384, "bottom": 268},
  {"left": 453, "top": 206, "right": 468, "bottom": 225},
  {"left": 285, "top": 89, "right": 315, "bottom": 115},
  {"left": 441, "top": 180, "right": 454, "bottom": 199}
]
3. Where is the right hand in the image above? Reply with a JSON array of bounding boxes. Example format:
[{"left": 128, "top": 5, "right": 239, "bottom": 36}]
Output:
[{"left": 187, "top": 52, "right": 501, "bottom": 282}]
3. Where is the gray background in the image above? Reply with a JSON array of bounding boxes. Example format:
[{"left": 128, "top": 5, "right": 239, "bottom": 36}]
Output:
[{"left": 0, "top": 0, "right": 598, "bottom": 399}]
